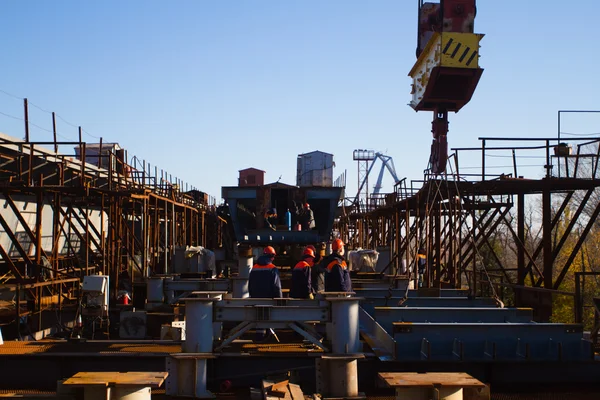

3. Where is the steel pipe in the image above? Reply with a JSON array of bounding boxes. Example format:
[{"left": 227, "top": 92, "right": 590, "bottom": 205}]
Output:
[
  {"left": 327, "top": 296, "right": 361, "bottom": 354},
  {"left": 112, "top": 386, "right": 152, "bottom": 400},
  {"left": 166, "top": 355, "right": 215, "bottom": 399},
  {"left": 232, "top": 253, "right": 253, "bottom": 298},
  {"left": 190, "top": 291, "right": 226, "bottom": 341},
  {"left": 327, "top": 356, "right": 358, "bottom": 398},
  {"left": 183, "top": 297, "right": 218, "bottom": 353}
]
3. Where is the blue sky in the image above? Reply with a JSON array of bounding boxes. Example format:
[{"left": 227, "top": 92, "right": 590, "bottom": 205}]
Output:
[{"left": 1, "top": 1, "right": 599, "bottom": 200}]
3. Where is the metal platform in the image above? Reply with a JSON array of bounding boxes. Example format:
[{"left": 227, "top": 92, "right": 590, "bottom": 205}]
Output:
[{"left": 0, "top": 341, "right": 180, "bottom": 356}]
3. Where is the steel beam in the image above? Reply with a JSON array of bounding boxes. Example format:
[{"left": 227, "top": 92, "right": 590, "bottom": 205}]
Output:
[
  {"left": 214, "top": 305, "right": 329, "bottom": 322},
  {"left": 374, "top": 307, "right": 533, "bottom": 334},
  {"left": 392, "top": 322, "right": 591, "bottom": 362},
  {"left": 4, "top": 194, "right": 50, "bottom": 261},
  {"left": 553, "top": 199, "right": 600, "bottom": 289}
]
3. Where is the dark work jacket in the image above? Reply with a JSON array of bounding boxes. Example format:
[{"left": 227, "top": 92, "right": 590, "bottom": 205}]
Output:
[
  {"left": 324, "top": 254, "right": 352, "bottom": 292},
  {"left": 249, "top": 255, "right": 283, "bottom": 298},
  {"left": 312, "top": 254, "right": 329, "bottom": 293},
  {"left": 290, "top": 256, "right": 314, "bottom": 298},
  {"left": 298, "top": 208, "right": 315, "bottom": 230},
  {"left": 417, "top": 253, "right": 427, "bottom": 273}
]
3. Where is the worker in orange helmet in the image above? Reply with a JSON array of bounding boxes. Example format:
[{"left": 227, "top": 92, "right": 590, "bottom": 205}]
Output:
[
  {"left": 249, "top": 246, "right": 283, "bottom": 298},
  {"left": 290, "top": 247, "right": 316, "bottom": 299},
  {"left": 308, "top": 244, "right": 324, "bottom": 261},
  {"left": 297, "top": 202, "right": 315, "bottom": 231},
  {"left": 323, "top": 239, "right": 352, "bottom": 292}
]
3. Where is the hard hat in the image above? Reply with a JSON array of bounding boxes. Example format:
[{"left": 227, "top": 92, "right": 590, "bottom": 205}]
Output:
[
  {"left": 303, "top": 247, "right": 315, "bottom": 257},
  {"left": 306, "top": 244, "right": 316, "bottom": 252},
  {"left": 264, "top": 246, "right": 276, "bottom": 256},
  {"left": 304, "top": 203, "right": 310, "bottom": 208},
  {"left": 332, "top": 239, "right": 344, "bottom": 251}
]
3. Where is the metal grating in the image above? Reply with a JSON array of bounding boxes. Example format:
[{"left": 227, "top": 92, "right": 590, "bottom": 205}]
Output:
[
  {"left": 0, "top": 390, "right": 56, "bottom": 395},
  {"left": 0, "top": 341, "right": 181, "bottom": 355},
  {"left": 240, "top": 342, "right": 324, "bottom": 353},
  {"left": 0, "top": 340, "right": 320, "bottom": 355}
]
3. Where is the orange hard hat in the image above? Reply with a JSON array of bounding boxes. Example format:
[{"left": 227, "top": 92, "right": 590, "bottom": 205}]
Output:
[
  {"left": 264, "top": 246, "right": 276, "bottom": 256},
  {"left": 332, "top": 239, "right": 344, "bottom": 251},
  {"left": 303, "top": 247, "right": 315, "bottom": 257}
]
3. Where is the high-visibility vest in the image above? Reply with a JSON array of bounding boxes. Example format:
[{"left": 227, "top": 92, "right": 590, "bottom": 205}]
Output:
[
  {"left": 252, "top": 263, "right": 276, "bottom": 270},
  {"left": 326, "top": 260, "right": 347, "bottom": 271},
  {"left": 294, "top": 260, "right": 312, "bottom": 270}
]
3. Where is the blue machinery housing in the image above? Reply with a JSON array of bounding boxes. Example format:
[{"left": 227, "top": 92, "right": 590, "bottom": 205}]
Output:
[{"left": 221, "top": 184, "right": 344, "bottom": 245}]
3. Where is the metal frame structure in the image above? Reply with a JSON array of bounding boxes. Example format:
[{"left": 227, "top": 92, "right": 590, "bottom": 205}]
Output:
[
  {"left": 338, "top": 135, "right": 600, "bottom": 321},
  {"left": 0, "top": 113, "right": 221, "bottom": 337}
]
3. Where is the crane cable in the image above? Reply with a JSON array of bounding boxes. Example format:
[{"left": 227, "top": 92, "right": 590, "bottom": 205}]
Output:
[
  {"left": 447, "top": 160, "right": 504, "bottom": 307},
  {"left": 396, "top": 168, "right": 437, "bottom": 306},
  {"left": 396, "top": 161, "right": 503, "bottom": 308}
]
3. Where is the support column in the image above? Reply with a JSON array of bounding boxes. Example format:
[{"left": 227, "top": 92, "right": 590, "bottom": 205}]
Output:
[
  {"left": 328, "top": 297, "right": 360, "bottom": 354},
  {"left": 541, "top": 189, "right": 553, "bottom": 322},
  {"left": 189, "top": 291, "right": 226, "bottom": 341},
  {"left": 317, "top": 355, "right": 361, "bottom": 399},
  {"left": 166, "top": 295, "right": 218, "bottom": 398},
  {"left": 183, "top": 297, "right": 215, "bottom": 353},
  {"left": 435, "top": 206, "right": 442, "bottom": 288},
  {"left": 395, "top": 387, "right": 463, "bottom": 400},
  {"left": 318, "top": 295, "right": 364, "bottom": 399},
  {"left": 516, "top": 193, "right": 525, "bottom": 307},
  {"left": 542, "top": 190, "right": 552, "bottom": 289},
  {"left": 112, "top": 387, "right": 152, "bottom": 400},
  {"left": 232, "top": 245, "right": 253, "bottom": 298},
  {"left": 145, "top": 277, "right": 164, "bottom": 310}
]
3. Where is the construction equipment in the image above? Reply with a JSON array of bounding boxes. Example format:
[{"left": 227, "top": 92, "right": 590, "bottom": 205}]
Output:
[
  {"left": 353, "top": 150, "right": 401, "bottom": 210},
  {"left": 409, "top": 0, "right": 484, "bottom": 174}
]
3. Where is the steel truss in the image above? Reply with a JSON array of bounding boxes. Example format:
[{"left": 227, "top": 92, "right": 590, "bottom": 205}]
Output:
[
  {"left": 338, "top": 136, "right": 600, "bottom": 321},
  {"left": 0, "top": 134, "right": 222, "bottom": 337}
]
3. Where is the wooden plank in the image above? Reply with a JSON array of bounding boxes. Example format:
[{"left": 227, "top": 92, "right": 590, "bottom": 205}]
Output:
[
  {"left": 270, "top": 380, "right": 289, "bottom": 392},
  {"left": 262, "top": 380, "right": 275, "bottom": 400},
  {"left": 289, "top": 383, "right": 304, "bottom": 400},
  {"left": 378, "top": 372, "right": 485, "bottom": 388},
  {"left": 267, "top": 389, "right": 287, "bottom": 398},
  {"left": 262, "top": 380, "right": 292, "bottom": 400},
  {"left": 62, "top": 372, "right": 168, "bottom": 387}
]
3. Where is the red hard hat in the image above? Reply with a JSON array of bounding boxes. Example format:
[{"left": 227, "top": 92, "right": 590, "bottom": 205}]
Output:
[
  {"left": 303, "top": 247, "right": 315, "bottom": 257},
  {"left": 332, "top": 239, "right": 344, "bottom": 251},
  {"left": 304, "top": 203, "right": 310, "bottom": 208},
  {"left": 264, "top": 246, "right": 276, "bottom": 256}
]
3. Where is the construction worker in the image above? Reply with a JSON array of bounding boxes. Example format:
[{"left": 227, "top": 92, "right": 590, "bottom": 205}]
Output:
[
  {"left": 311, "top": 247, "right": 326, "bottom": 293},
  {"left": 307, "top": 244, "right": 324, "bottom": 294},
  {"left": 298, "top": 203, "right": 315, "bottom": 231},
  {"left": 263, "top": 208, "right": 277, "bottom": 231},
  {"left": 291, "top": 247, "right": 315, "bottom": 299},
  {"left": 417, "top": 247, "right": 427, "bottom": 288},
  {"left": 306, "top": 244, "right": 321, "bottom": 264},
  {"left": 323, "top": 239, "right": 352, "bottom": 292},
  {"left": 249, "top": 246, "right": 283, "bottom": 298}
]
